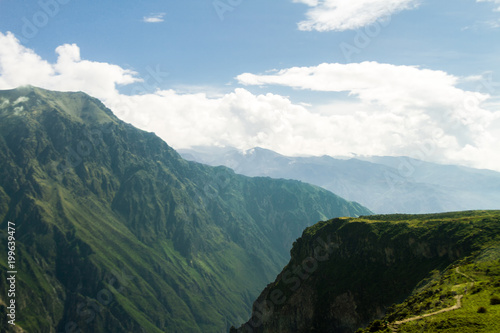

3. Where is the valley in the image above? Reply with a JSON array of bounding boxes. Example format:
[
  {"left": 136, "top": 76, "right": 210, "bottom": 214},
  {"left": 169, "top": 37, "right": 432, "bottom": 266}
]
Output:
[
  {"left": 0, "top": 86, "right": 369, "bottom": 332},
  {"left": 0, "top": 87, "right": 499, "bottom": 333}
]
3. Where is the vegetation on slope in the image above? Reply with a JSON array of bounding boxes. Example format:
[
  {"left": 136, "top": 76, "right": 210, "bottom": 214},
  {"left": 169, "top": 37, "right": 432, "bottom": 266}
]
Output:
[
  {"left": 0, "top": 86, "right": 371, "bottom": 332},
  {"left": 234, "top": 210, "right": 500, "bottom": 333},
  {"left": 360, "top": 245, "right": 500, "bottom": 332}
]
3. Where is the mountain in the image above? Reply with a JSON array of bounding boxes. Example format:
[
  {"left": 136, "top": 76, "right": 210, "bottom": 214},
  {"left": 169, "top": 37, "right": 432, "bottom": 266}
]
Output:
[
  {"left": 0, "top": 86, "right": 371, "bottom": 332},
  {"left": 232, "top": 210, "right": 500, "bottom": 333},
  {"left": 179, "top": 146, "right": 500, "bottom": 214}
]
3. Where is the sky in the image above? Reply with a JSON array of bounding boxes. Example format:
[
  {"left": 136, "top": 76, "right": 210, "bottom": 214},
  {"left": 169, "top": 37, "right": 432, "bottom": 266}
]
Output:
[{"left": 0, "top": 0, "right": 500, "bottom": 171}]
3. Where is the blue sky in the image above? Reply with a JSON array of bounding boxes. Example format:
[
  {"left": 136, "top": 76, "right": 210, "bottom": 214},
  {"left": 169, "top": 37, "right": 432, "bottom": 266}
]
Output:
[
  {"left": 1, "top": 0, "right": 500, "bottom": 171},
  {"left": 3, "top": 0, "right": 499, "bottom": 89}
]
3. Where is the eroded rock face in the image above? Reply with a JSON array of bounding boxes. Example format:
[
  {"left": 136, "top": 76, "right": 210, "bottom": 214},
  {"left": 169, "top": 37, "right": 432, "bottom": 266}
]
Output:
[
  {"left": 234, "top": 215, "right": 482, "bottom": 333},
  {"left": 329, "top": 291, "right": 361, "bottom": 329}
]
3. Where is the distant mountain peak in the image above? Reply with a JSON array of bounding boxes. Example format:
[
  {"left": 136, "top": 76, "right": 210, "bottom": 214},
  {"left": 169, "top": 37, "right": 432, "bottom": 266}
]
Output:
[{"left": 180, "top": 146, "right": 500, "bottom": 214}]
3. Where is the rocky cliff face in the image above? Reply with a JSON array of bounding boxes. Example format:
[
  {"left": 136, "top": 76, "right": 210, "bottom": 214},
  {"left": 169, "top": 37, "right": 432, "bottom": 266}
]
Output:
[{"left": 234, "top": 212, "right": 500, "bottom": 333}]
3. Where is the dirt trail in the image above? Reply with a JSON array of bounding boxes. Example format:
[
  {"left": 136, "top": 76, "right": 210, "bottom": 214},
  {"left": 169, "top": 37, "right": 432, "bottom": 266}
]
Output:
[
  {"left": 455, "top": 267, "right": 475, "bottom": 289},
  {"left": 389, "top": 267, "right": 474, "bottom": 332}
]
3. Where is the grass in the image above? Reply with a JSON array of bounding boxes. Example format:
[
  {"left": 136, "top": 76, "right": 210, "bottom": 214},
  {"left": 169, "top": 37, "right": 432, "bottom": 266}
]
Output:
[{"left": 363, "top": 253, "right": 500, "bottom": 332}]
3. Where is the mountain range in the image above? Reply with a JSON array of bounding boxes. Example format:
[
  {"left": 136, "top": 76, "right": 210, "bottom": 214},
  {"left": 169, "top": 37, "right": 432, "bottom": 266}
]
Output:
[
  {"left": 0, "top": 86, "right": 370, "bottom": 332},
  {"left": 180, "top": 146, "right": 500, "bottom": 214},
  {"left": 1, "top": 86, "right": 499, "bottom": 333}
]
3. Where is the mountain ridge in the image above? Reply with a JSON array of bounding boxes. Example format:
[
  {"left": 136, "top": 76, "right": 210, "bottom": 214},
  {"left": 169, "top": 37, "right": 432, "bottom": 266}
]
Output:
[
  {"left": 180, "top": 146, "right": 500, "bottom": 214},
  {"left": 0, "top": 86, "right": 370, "bottom": 332}
]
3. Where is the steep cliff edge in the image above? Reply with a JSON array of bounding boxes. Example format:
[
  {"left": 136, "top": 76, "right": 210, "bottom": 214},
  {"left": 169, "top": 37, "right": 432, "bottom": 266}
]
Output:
[{"left": 234, "top": 211, "right": 500, "bottom": 333}]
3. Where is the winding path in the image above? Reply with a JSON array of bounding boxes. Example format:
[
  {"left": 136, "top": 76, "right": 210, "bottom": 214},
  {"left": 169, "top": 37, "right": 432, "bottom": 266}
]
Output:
[{"left": 389, "top": 267, "right": 475, "bottom": 332}]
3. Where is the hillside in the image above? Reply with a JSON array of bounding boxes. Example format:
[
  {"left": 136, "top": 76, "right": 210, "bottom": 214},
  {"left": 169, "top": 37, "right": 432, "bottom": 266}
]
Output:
[
  {"left": 179, "top": 147, "right": 500, "bottom": 214},
  {"left": 233, "top": 210, "right": 500, "bottom": 333},
  {"left": 360, "top": 258, "right": 500, "bottom": 333},
  {"left": 0, "top": 86, "right": 371, "bottom": 332}
]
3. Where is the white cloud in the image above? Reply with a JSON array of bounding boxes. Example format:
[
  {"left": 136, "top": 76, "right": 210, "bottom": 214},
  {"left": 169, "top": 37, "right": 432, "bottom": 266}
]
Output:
[
  {"left": 486, "top": 19, "right": 500, "bottom": 27},
  {"left": 293, "top": 0, "right": 319, "bottom": 6},
  {"left": 143, "top": 13, "right": 166, "bottom": 23},
  {"left": 106, "top": 89, "right": 321, "bottom": 152},
  {"left": 237, "top": 62, "right": 500, "bottom": 171},
  {"left": 0, "top": 32, "right": 140, "bottom": 101},
  {"left": 1, "top": 32, "right": 499, "bottom": 172},
  {"left": 237, "top": 62, "right": 474, "bottom": 111},
  {"left": 293, "top": 0, "right": 420, "bottom": 31},
  {"left": 477, "top": 0, "right": 500, "bottom": 11}
]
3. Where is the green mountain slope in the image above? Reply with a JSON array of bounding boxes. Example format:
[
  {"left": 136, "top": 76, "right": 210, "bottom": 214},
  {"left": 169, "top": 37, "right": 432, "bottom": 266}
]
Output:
[
  {"left": 0, "top": 86, "right": 371, "bottom": 332},
  {"left": 360, "top": 247, "right": 500, "bottom": 332},
  {"left": 233, "top": 210, "right": 500, "bottom": 333}
]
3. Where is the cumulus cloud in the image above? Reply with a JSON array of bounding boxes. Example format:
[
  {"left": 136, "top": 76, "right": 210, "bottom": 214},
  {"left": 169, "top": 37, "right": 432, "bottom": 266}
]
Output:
[
  {"left": 0, "top": 32, "right": 140, "bottom": 100},
  {"left": 106, "top": 89, "right": 320, "bottom": 153},
  {"left": 237, "top": 62, "right": 479, "bottom": 112},
  {"left": 237, "top": 62, "right": 500, "bottom": 171},
  {"left": 143, "top": 13, "right": 166, "bottom": 23},
  {"left": 1, "top": 31, "right": 499, "bottom": 172},
  {"left": 293, "top": 0, "right": 420, "bottom": 31}
]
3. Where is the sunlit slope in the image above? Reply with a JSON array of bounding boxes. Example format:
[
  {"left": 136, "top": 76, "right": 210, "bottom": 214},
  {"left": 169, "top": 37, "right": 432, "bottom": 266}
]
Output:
[{"left": 0, "top": 86, "right": 370, "bottom": 332}]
